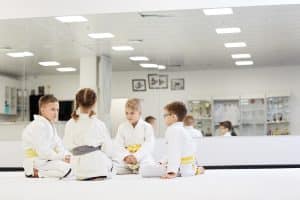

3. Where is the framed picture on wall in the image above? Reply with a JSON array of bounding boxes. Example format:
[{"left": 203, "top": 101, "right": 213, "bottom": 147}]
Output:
[
  {"left": 159, "top": 74, "right": 168, "bottom": 89},
  {"left": 132, "top": 79, "right": 146, "bottom": 92},
  {"left": 148, "top": 74, "right": 168, "bottom": 89},
  {"left": 171, "top": 78, "right": 185, "bottom": 90},
  {"left": 148, "top": 74, "right": 159, "bottom": 89}
]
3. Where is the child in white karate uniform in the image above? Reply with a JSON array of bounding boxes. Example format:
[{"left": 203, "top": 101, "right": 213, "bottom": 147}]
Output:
[
  {"left": 184, "top": 115, "right": 203, "bottom": 138},
  {"left": 113, "top": 98, "right": 155, "bottom": 174},
  {"left": 63, "top": 88, "right": 113, "bottom": 180},
  {"left": 22, "top": 95, "right": 71, "bottom": 178},
  {"left": 140, "top": 101, "right": 205, "bottom": 179}
]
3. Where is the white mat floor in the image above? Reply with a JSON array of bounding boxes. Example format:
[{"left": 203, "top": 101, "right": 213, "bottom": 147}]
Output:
[{"left": 0, "top": 169, "right": 300, "bottom": 200}]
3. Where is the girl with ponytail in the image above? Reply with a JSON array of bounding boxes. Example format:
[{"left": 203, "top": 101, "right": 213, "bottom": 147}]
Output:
[{"left": 63, "top": 88, "right": 113, "bottom": 180}]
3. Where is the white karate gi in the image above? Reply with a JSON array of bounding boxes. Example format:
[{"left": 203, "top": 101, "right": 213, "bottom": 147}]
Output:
[
  {"left": 140, "top": 122, "right": 198, "bottom": 177},
  {"left": 113, "top": 119, "right": 155, "bottom": 174},
  {"left": 185, "top": 126, "right": 203, "bottom": 138},
  {"left": 22, "top": 115, "right": 71, "bottom": 178},
  {"left": 63, "top": 113, "right": 113, "bottom": 180}
]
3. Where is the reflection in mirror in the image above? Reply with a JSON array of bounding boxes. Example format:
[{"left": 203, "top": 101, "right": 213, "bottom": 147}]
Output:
[{"left": 0, "top": 5, "right": 299, "bottom": 139}]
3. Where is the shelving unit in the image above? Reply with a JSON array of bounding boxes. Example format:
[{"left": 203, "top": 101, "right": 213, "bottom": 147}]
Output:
[
  {"left": 187, "top": 100, "right": 213, "bottom": 136},
  {"left": 266, "top": 96, "right": 289, "bottom": 136},
  {"left": 187, "top": 94, "right": 290, "bottom": 136},
  {"left": 213, "top": 98, "right": 240, "bottom": 136},
  {"left": 240, "top": 97, "right": 266, "bottom": 136}
]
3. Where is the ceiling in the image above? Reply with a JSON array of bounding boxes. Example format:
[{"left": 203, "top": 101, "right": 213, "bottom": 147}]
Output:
[{"left": 1, "top": 4, "right": 300, "bottom": 77}]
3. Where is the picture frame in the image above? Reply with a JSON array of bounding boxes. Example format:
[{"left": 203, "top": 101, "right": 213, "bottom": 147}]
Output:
[
  {"left": 171, "top": 78, "right": 185, "bottom": 90},
  {"left": 148, "top": 74, "right": 168, "bottom": 89},
  {"left": 132, "top": 79, "right": 146, "bottom": 92}
]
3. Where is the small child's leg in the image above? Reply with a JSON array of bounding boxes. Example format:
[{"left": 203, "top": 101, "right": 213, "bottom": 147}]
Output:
[
  {"left": 37, "top": 160, "right": 71, "bottom": 178},
  {"left": 140, "top": 163, "right": 166, "bottom": 178}
]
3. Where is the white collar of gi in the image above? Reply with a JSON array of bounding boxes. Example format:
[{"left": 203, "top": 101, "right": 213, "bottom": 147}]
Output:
[
  {"left": 224, "top": 132, "right": 232, "bottom": 136},
  {"left": 184, "top": 125, "right": 193, "bottom": 129},
  {"left": 34, "top": 114, "right": 53, "bottom": 125},
  {"left": 170, "top": 122, "right": 183, "bottom": 128},
  {"left": 78, "top": 112, "right": 94, "bottom": 119},
  {"left": 128, "top": 118, "right": 143, "bottom": 128}
]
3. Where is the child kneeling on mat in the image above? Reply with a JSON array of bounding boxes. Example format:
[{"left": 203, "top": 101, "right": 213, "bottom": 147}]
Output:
[{"left": 140, "top": 101, "right": 205, "bottom": 179}]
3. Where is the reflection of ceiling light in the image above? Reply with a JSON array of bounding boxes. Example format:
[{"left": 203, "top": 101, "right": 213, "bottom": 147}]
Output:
[
  {"left": 88, "top": 33, "right": 114, "bottom": 39},
  {"left": 224, "top": 42, "right": 247, "bottom": 48},
  {"left": 235, "top": 60, "right": 254, "bottom": 66},
  {"left": 129, "top": 56, "right": 149, "bottom": 61},
  {"left": 112, "top": 46, "right": 134, "bottom": 51},
  {"left": 232, "top": 54, "right": 251, "bottom": 59},
  {"left": 39, "top": 61, "right": 60, "bottom": 66},
  {"left": 216, "top": 27, "right": 241, "bottom": 34},
  {"left": 6, "top": 51, "right": 34, "bottom": 58},
  {"left": 203, "top": 8, "right": 233, "bottom": 16},
  {"left": 55, "top": 16, "right": 88, "bottom": 23},
  {"left": 158, "top": 65, "right": 166, "bottom": 70},
  {"left": 56, "top": 67, "right": 77, "bottom": 72},
  {"left": 140, "top": 63, "right": 158, "bottom": 68}
]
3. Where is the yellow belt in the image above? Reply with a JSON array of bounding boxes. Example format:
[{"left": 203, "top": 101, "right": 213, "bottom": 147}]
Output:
[
  {"left": 181, "top": 156, "right": 195, "bottom": 165},
  {"left": 25, "top": 149, "right": 38, "bottom": 158},
  {"left": 126, "top": 144, "right": 141, "bottom": 153}
]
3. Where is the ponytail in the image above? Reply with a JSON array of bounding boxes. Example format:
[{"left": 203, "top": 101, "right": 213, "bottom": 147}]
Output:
[{"left": 71, "top": 101, "right": 80, "bottom": 121}]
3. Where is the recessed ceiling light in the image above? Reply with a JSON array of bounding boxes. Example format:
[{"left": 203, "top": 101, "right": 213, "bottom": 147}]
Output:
[
  {"left": 55, "top": 16, "right": 88, "bottom": 23},
  {"left": 56, "top": 67, "right": 77, "bottom": 72},
  {"left": 129, "top": 56, "right": 149, "bottom": 61},
  {"left": 112, "top": 46, "right": 134, "bottom": 51},
  {"left": 203, "top": 8, "right": 233, "bottom": 16},
  {"left": 6, "top": 51, "right": 34, "bottom": 58},
  {"left": 140, "top": 63, "right": 158, "bottom": 68},
  {"left": 235, "top": 60, "right": 254, "bottom": 66},
  {"left": 88, "top": 33, "right": 114, "bottom": 39},
  {"left": 232, "top": 54, "right": 251, "bottom": 59},
  {"left": 38, "top": 61, "right": 60, "bottom": 66},
  {"left": 158, "top": 65, "right": 166, "bottom": 70},
  {"left": 224, "top": 42, "right": 247, "bottom": 48},
  {"left": 216, "top": 27, "right": 241, "bottom": 34}
]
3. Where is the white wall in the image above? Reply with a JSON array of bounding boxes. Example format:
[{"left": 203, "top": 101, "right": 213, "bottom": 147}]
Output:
[
  {"left": 111, "top": 66, "right": 300, "bottom": 136},
  {"left": 26, "top": 74, "right": 79, "bottom": 100}
]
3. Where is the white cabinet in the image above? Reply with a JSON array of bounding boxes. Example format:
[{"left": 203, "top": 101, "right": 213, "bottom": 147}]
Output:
[
  {"left": 0, "top": 76, "right": 20, "bottom": 115},
  {"left": 187, "top": 94, "right": 290, "bottom": 136}
]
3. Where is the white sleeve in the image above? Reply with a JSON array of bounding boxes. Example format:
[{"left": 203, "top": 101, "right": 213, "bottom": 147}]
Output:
[
  {"left": 113, "top": 125, "right": 130, "bottom": 162},
  {"left": 63, "top": 121, "right": 75, "bottom": 152},
  {"left": 54, "top": 132, "right": 69, "bottom": 156},
  {"left": 31, "top": 125, "right": 65, "bottom": 160},
  {"left": 166, "top": 129, "right": 182, "bottom": 173},
  {"left": 134, "top": 125, "right": 155, "bottom": 162},
  {"left": 100, "top": 123, "right": 113, "bottom": 158}
]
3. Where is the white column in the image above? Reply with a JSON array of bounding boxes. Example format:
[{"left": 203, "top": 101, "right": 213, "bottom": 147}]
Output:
[{"left": 97, "top": 55, "right": 112, "bottom": 132}]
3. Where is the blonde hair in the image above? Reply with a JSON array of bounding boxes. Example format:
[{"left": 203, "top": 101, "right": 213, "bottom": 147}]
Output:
[
  {"left": 38, "top": 95, "right": 58, "bottom": 115},
  {"left": 125, "top": 98, "right": 142, "bottom": 112},
  {"left": 71, "top": 88, "right": 97, "bottom": 121},
  {"left": 183, "top": 115, "right": 195, "bottom": 126}
]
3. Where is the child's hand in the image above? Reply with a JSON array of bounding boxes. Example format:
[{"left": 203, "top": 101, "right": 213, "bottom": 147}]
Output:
[
  {"left": 124, "top": 155, "right": 137, "bottom": 165},
  {"left": 64, "top": 155, "right": 71, "bottom": 163},
  {"left": 161, "top": 172, "right": 177, "bottom": 179}
]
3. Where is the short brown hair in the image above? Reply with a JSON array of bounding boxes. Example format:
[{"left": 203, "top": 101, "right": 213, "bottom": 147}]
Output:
[
  {"left": 164, "top": 101, "right": 187, "bottom": 121},
  {"left": 125, "top": 98, "right": 142, "bottom": 112},
  {"left": 183, "top": 115, "right": 194, "bottom": 126},
  {"left": 145, "top": 116, "right": 156, "bottom": 123},
  {"left": 39, "top": 95, "right": 58, "bottom": 114},
  {"left": 72, "top": 88, "right": 97, "bottom": 120}
]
